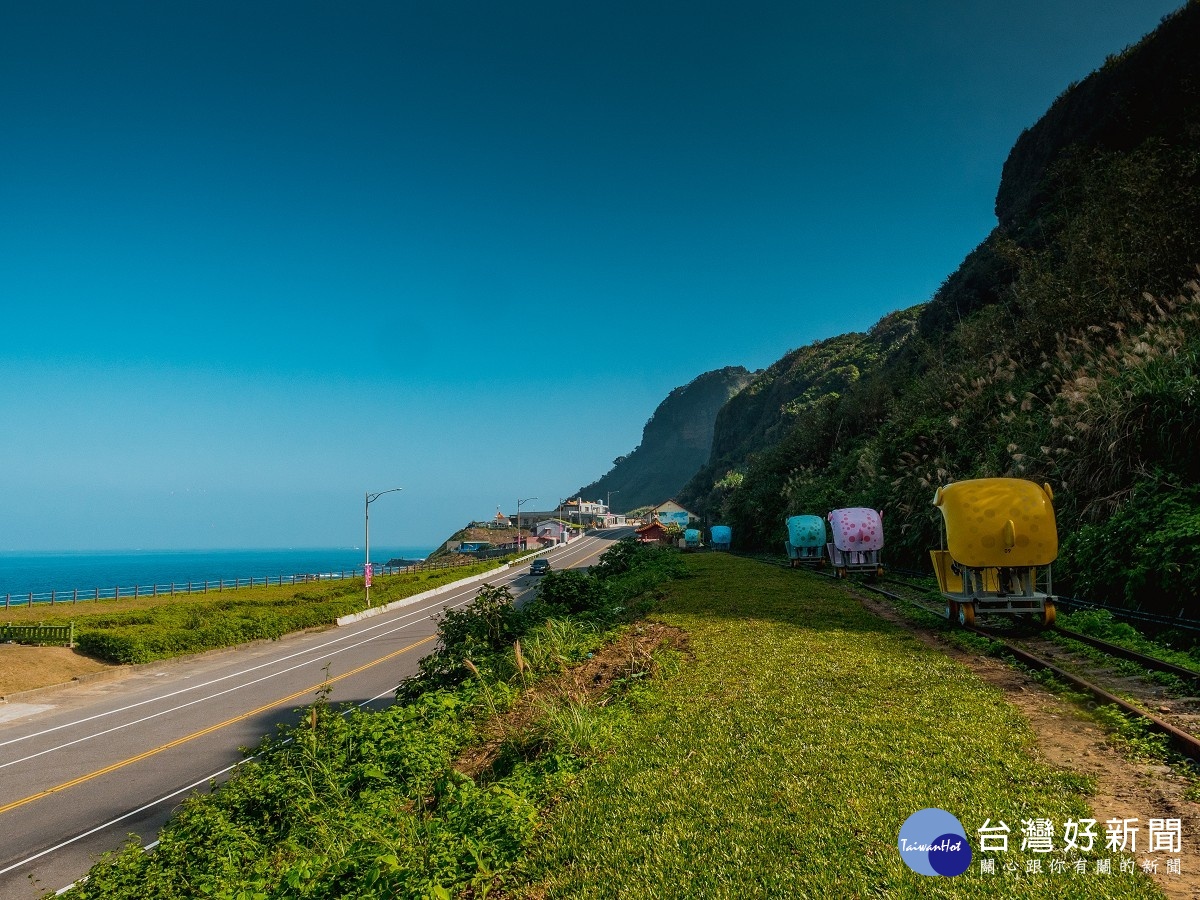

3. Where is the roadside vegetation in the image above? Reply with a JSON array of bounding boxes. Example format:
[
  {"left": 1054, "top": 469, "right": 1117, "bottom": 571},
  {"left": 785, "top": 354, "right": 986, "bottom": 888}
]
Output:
[
  {"left": 60, "top": 539, "right": 683, "bottom": 899},
  {"left": 3, "top": 560, "right": 509, "bottom": 665},
  {"left": 63, "top": 552, "right": 1163, "bottom": 899}
]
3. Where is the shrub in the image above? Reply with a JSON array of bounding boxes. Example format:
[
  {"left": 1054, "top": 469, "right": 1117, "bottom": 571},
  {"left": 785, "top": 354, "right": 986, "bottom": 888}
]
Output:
[
  {"left": 1059, "top": 471, "right": 1200, "bottom": 611},
  {"left": 405, "top": 584, "right": 524, "bottom": 693}
]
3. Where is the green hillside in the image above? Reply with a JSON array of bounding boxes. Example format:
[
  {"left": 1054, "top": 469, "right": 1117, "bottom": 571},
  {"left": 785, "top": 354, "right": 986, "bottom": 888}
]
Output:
[{"left": 678, "top": 2, "right": 1200, "bottom": 613}]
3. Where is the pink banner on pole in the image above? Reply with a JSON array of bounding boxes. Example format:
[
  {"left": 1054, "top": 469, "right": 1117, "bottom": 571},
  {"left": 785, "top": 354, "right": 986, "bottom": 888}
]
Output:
[{"left": 364, "top": 562, "right": 373, "bottom": 587}]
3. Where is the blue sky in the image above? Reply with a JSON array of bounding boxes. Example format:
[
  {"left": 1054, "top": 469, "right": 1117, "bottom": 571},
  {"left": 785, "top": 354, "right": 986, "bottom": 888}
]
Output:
[{"left": 0, "top": 1, "right": 1183, "bottom": 551}]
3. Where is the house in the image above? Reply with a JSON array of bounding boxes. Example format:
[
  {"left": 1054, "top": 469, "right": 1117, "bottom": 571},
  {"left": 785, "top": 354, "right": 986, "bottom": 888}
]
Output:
[
  {"left": 563, "top": 498, "right": 606, "bottom": 517},
  {"left": 535, "top": 520, "right": 569, "bottom": 544},
  {"left": 562, "top": 497, "right": 624, "bottom": 527},
  {"left": 650, "top": 500, "right": 697, "bottom": 528}
]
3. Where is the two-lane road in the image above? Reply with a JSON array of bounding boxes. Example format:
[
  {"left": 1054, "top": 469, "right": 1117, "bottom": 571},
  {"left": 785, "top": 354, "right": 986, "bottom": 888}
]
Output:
[{"left": 0, "top": 528, "right": 630, "bottom": 899}]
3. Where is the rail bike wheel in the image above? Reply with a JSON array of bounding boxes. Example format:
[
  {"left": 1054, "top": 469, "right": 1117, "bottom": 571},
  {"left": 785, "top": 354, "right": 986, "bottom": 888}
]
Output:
[
  {"left": 1040, "top": 602, "right": 1056, "bottom": 629},
  {"left": 958, "top": 602, "right": 976, "bottom": 628}
]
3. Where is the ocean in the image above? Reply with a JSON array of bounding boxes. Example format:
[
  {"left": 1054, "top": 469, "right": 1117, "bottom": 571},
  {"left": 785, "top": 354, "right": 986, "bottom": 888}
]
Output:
[{"left": 0, "top": 547, "right": 437, "bottom": 598}]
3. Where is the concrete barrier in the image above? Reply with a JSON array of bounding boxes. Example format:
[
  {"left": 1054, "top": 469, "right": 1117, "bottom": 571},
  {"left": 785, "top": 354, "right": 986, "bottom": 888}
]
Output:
[
  {"left": 336, "top": 547, "right": 546, "bottom": 627},
  {"left": 335, "top": 565, "right": 508, "bottom": 626}
]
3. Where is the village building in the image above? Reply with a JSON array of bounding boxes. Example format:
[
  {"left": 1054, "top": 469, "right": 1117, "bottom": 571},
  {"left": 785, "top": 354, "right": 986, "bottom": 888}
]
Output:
[
  {"left": 650, "top": 500, "right": 698, "bottom": 528},
  {"left": 635, "top": 521, "right": 671, "bottom": 544},
  {"left": 534, "top": 520, "right": 569, "bottom": 544}
]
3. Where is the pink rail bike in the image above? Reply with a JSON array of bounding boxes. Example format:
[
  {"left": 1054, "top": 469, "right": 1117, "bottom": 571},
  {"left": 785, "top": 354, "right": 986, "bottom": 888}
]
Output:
[{"left": 826, "top": 507, "right": 884, "bottom": 578}]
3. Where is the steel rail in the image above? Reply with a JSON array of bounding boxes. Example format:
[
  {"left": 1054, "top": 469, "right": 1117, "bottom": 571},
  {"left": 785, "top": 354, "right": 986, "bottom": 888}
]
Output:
[
  {"left": 853, "top": 579, "right": 1200, "bottom": 762},
  {"left": 1052, "top": 626, "right": 1200, "bottom": 684},
  {"left": 886, "top": 565, "right": 1200, "bottom": 634},
  {"left": 879, "top": 572, "right": 1200, "bottom": 683}
]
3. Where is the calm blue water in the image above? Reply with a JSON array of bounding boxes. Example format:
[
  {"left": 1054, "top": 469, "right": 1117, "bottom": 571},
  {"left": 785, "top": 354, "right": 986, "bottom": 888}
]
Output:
[{"left": 0, "top": 547, "right": 436, "bottom": 596}]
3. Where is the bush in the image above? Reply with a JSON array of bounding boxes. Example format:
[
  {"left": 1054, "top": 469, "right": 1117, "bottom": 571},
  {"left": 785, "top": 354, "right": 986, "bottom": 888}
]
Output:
[
  {"left": 403, "top": 540, "right": 683, "bottom": 699},
  {"left": 1059, "top": 472, "right": 1200, "bottom": 611},
  {"left": 533, "top": 569, "right": 608, "bottom": 616},
  {"left": 405, "top": 584, "right": 524, "bottom": 693}
]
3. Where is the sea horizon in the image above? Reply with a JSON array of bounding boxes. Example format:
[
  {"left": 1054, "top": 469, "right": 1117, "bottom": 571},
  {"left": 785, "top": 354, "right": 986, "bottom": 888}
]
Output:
[{"left": 0, "top": 545, "right": 439, "bottom": 597}]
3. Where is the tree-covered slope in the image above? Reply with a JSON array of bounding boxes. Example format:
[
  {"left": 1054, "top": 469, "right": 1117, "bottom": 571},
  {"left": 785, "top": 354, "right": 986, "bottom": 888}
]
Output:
[
  {"left": 678, "top": 2, "right": 1200, "bottom": 612},
  {"left": 678, "top": 306, "right": 921, "bottom": 520},
  {"left": 577, "top": 366, "right": 753, "bottom": 512}
]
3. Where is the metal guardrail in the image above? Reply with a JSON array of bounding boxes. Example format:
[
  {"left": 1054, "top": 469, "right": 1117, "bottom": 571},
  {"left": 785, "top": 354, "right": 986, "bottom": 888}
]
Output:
[
  {"left": 1, "top": 622, "right": 74, "bottom": 647},
  {"left": 1, "top": 557, "right": 493, "bottom": 609}
]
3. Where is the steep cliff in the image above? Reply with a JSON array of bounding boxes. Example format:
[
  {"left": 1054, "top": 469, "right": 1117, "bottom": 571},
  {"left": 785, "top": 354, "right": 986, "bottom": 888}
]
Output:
[{"left": 576, "top": 366, "right": 754, "bottom": 512}]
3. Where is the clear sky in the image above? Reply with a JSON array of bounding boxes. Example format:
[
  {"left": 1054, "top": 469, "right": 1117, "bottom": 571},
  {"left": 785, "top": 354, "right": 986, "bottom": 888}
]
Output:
[{"left": 0, "top": 1, "right": 1183, "bottom": 551}]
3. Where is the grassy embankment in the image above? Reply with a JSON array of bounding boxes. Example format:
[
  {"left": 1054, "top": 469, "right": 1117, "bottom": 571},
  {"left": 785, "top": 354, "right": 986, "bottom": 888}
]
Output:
[
  {"left": 2, "top": 559, "right": 509, "bottom": 665},
  {"left": 515, "top": 554, "right": 1159, "bottom": 899},
  {"left": 63, "top": 549, "right": 1162, "bottom": 899}
]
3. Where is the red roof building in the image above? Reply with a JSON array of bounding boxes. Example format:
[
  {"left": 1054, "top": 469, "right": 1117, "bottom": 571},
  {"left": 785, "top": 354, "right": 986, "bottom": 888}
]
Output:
[{"left": 635, "top": 521, "right": 670, "bottom": 544}]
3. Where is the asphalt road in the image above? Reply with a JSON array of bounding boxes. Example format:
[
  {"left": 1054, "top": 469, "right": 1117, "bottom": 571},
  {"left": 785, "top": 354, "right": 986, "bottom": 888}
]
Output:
[{"left": 0, "top": 528, "right": 631, "bottom": 899}]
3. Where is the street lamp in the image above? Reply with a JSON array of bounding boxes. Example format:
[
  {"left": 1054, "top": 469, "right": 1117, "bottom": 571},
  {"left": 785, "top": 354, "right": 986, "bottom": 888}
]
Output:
[
  {"left": 517, "top": 496, "right": 537, "bottom": 552},
  {"left": 606, "top": 490, "right": 620, "bottom": 524},
  {"left": 365, "top": 487, "right": 402, "bottom": 606}
]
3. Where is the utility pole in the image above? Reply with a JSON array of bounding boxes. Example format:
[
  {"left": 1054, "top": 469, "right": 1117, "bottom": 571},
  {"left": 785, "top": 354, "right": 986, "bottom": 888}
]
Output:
[
  {"left": 517, "top": 496, "right": 537, "bottom": 552},
  {"left": 365, "top": 487, "right": 402, "bottom": 606},
  {"left": 607, "top": 490, "right": 620, "bottom": 528}
]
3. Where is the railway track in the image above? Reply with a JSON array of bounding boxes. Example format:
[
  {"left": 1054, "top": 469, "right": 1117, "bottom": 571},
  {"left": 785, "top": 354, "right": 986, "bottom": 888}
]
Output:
[
  {"left": 738, "top": 554, "right": 1200, "bottom": 760},
  {"left": 849, "top": 573, "right": 1200, "bottom": 762}
]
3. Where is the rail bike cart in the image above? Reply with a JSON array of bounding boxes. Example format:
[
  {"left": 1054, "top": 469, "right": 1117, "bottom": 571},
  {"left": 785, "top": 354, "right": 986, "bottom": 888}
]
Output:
[
  {"left": 930, "top": 478, "right": 1058, "bottom": 628},
  {"left": 710, "top": 525, "right": 732, "bottom": 551},
  {"left": 683, "top": 528, "right": 703, "bottom": 550},
  {"left": 826, "top": 508, "right": 884, "bottom": 578},
  {"left": 785, "top": 515, "right": 827, "bottom": 567}
]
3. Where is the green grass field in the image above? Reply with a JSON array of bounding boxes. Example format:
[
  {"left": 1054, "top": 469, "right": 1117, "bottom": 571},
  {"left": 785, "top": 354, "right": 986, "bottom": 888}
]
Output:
[
  {"left": 2, "top": 560, "right": 508, "bottom": 664},
  {"left": 514, "top": 554, "right": 1162, "bottom": 899}
]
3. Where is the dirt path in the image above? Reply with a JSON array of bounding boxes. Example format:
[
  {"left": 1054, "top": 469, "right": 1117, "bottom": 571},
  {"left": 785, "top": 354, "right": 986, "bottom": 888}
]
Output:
[{"left": 858, "top": 591, "right": 1200, "bottom": 899}]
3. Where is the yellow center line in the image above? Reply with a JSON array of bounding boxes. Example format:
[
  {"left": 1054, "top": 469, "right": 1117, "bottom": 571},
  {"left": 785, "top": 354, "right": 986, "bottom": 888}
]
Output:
[{"left": 0, "top": 634, "right": 436, "bottom": 817}]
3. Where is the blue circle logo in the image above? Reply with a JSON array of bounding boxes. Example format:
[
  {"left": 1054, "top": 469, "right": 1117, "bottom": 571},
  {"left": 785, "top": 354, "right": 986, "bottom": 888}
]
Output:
[{"left": 898, "top": 808, "right": 972, "bottom": 877}]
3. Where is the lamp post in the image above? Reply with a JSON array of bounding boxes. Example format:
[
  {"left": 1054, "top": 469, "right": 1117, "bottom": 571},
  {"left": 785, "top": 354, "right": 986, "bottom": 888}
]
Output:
[
  {"left": 606, "top": 490, "right": 620, "bottom": 527},
  {"left": 365, "top": 487, "right": 402, "bottom": 606},
  {"left": 517, "top": 496, "right": 537, "bottom": 552}
]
